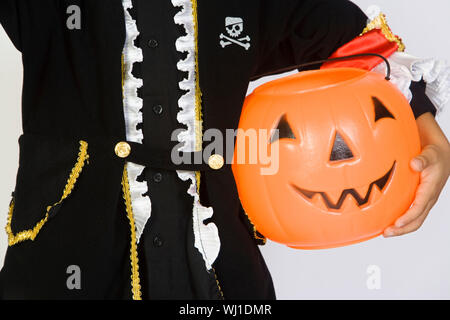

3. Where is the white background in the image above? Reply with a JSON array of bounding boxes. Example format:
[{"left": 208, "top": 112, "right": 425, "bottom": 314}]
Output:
[{"left": 1, "top": 0, "right": 449, "bottom": 299}]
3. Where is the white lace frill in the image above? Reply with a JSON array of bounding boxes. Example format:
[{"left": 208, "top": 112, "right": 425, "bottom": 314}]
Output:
[
  {"left": 373, "top": 53, "right": 450, "bottom": 115},
  {"left": 122, "top": 0, "right": 152, "bottom": 242},
  {"left": 172, "top": 0, "right": 221, "bottom": 271},
  {"left": 367, "top": 6, "right": 449, "bottom": 114}
]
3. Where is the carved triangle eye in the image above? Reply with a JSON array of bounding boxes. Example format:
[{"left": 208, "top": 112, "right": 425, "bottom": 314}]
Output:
[
  {"left": 270, "top": 114, "right": 296, "bottom": 143},
  {"left": 330, "top": 132, "right": 354, "bottom": 162},
  {"left": 373, "top": 97, "right": 395, "bottom": 122}
]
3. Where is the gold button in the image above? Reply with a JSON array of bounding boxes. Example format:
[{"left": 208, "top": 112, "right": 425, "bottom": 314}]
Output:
[
  {"left": 115, "top": 142, "right": 131, "bottom": 158},
  {"left": 208, "top": 154, "right": 224, "bottom": 170}
]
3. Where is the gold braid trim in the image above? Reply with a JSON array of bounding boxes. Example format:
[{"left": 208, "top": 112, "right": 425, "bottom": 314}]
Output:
[
  {"left": 121, "top": 165, "right": 142, "bottom": 300},
  {"left": 191, "top": 0, "right": 224, "bottom": 299},
  {"left": 192, "top": 0, "right": 203, "bottom": 192},
  {"left": 243, "top": 211, "right": 267, "bottom": 245},
  {"left": 212, "top": 267, "right": 225, "bottom": 299},
  {"left": 121, "top": 31, "right": 142, "bottom": 300},
  {"left": 6, "top": 141, "right": 89, "bottom": 246},
  {"left": 360, "top": 13, "right": 405, "bottom": 52}
]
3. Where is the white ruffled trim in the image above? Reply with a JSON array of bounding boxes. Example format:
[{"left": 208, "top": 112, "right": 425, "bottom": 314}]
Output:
[
  {"left": 122, "top": 0, "right": 152, "bottom": 242},
  {"left": 172, "top": 0, "right": 220, "bottom": 271},
  {"left": 372, "top": 52, "right": 450, "bottom": 114},
  {"left": 366, "top": 6, "right": 449, "bottom": 115}
]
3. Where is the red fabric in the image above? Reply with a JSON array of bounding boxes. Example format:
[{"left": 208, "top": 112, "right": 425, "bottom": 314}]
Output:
[{"left": 321, "top": 29, "right": 398, "bottom": 71}]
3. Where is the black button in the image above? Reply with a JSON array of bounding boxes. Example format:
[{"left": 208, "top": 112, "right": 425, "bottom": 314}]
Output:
[
  {"left": 148, "top": 39, "right": 159, "bottom": 48},
  {"left": 153, "top": 104, "right": 163, "bottom": 115},
  {"left": 153, "top": 173, "right": 163, "bottom": 183},
  {"left": 153, "top": 236, "right": 163, "bottom": 247}
]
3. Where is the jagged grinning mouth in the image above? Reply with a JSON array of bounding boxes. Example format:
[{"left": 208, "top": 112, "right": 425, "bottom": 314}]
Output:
[{"left": 291, "top": 162, "right": 396, "bottom": 210}]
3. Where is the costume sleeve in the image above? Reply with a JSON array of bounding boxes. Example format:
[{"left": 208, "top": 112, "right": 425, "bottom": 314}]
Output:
[
  {"left": 253, "top": 1, "right": 449, "bottom": 117},
  {"left": 410, "top": 80, "right": 437, "bottom": 118},
  {"left": 318, "top": 5, "right": 449, "bottom": 118},
  {"left": 364, "top": 6, "right": 450, "bottom": 117},
  {"left": 372, "top": 51, "right": 450, "bottom": 117},
  {"left": 0, "top": 0, "right": 22, "bottom": 51},
  {"left": 251, "top": 0, "right": 368, "bottom": 79}
]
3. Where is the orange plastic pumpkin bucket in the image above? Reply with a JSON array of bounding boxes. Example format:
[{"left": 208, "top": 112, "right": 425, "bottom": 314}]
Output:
[{"left": 232, "top": 68, "right": 421, "bottom": 249}]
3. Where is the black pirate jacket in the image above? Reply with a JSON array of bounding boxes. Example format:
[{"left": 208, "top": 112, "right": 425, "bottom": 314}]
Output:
[{"left": 0, "top": 0, "right": 435, "bottom": 300}]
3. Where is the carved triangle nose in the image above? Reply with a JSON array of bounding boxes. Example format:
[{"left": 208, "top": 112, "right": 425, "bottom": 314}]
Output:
[{"left": 330, "top": 132, "right": 354, "bottom": 162}]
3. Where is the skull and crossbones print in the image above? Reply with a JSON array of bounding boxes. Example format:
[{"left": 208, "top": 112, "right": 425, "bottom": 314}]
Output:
[{"left": 220, "top": 17, "right": 251, "bottom": 50}]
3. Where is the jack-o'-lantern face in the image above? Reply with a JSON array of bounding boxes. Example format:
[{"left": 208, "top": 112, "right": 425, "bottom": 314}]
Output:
[{"left": 232, "top": 68, "right": 421, "bottom": 249}]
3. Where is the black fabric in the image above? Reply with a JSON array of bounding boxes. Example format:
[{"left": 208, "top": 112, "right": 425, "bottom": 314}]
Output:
[
  {"left": 0, "top": 0, "right": 433, "bottom": 300},
  {"left": 410, "top": 79, "right": 437, "bottom": 118},
  {"left": 126, "top": 141, "right": 225, "bottom": 171},
  {"left": 252, "top": 0, "right": 369, "bottom": 79},
  {"left": 0, "top": 0, "right": 21, "bottom": 51},
  {"left": 1, "top": 134, "right": 131, "bottom": 299}
]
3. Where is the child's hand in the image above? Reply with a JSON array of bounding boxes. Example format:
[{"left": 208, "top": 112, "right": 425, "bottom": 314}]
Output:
[{"left": 384, "top": 113, "right": 450, "bottom": 238}]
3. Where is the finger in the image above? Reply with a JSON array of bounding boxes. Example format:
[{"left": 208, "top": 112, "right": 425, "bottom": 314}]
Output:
[
  {"left": 396, "top": 151, "right": 441, "bottom": 229},
  {"left": 394, "top": 184, "right": 437, "bottom": 228},
  {"left": 411, "top": 145, "right": 439, "bottom": 172},
  {"left": 384, "top": 202, "right": 433, "bottom": 237},
  {"left": 411, "top": 156, "right": 427, "bottom": 172}
]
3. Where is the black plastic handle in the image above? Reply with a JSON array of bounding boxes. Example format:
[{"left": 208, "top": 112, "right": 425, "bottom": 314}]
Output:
[{"left": 255, "top": 53, "right": 391, "bottom": 81}]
